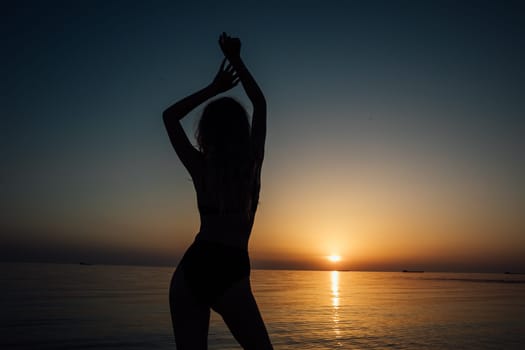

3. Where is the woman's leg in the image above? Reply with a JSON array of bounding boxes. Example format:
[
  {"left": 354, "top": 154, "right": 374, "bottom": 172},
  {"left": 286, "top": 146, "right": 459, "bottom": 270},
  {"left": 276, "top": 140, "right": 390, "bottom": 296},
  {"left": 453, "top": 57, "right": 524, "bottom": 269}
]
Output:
[
  {"left": 212, "top": 276, "right": 273, "bottom": 350},
  {"left": 169, "top": 267, "right": 211, "bottom": 350}
]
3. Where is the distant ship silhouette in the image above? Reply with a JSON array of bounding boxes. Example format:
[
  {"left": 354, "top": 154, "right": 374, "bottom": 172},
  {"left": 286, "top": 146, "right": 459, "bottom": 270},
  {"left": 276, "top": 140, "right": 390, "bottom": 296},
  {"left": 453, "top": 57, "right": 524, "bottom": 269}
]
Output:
[{"left": 402, "top": 270, "right": 424, "bottom": 273}]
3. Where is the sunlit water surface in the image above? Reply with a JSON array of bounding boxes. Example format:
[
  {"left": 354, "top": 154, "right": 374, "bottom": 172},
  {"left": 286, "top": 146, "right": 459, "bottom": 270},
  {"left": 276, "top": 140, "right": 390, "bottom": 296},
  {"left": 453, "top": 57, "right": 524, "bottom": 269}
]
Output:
[{"left": 1, "top": 263, "right": 524, "bottom": 349}]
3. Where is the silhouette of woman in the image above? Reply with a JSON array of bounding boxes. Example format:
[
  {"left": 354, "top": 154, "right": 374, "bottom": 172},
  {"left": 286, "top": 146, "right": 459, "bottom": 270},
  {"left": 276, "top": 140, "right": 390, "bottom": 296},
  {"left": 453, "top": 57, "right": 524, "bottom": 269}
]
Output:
[{"left": 163, "top": 33, "right": 273, "bottom": 349}]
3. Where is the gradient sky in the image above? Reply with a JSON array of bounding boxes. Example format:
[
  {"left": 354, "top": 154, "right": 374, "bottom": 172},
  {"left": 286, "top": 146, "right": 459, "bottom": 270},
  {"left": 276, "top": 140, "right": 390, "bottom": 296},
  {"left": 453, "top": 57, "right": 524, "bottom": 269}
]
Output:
[{"left": 2, "top": 0, "right": 524, "bottom": 272}]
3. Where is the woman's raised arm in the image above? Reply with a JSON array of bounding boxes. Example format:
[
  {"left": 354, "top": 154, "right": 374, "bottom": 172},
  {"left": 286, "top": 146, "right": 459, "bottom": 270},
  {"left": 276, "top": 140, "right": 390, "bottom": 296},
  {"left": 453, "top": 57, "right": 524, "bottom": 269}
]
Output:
[
  {"left": 163, "top": 59, "right": 240, "bottom": 175},
  {"left": 219, "top": 33, "right": 267, "bottom": 162}
]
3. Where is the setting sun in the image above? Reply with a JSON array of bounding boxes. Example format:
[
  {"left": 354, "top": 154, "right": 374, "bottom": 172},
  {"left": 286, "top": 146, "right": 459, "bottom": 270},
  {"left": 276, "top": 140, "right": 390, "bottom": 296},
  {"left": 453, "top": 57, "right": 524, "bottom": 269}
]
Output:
[{"left": 327, "top": 255, "right": 342, "bottom": 263}]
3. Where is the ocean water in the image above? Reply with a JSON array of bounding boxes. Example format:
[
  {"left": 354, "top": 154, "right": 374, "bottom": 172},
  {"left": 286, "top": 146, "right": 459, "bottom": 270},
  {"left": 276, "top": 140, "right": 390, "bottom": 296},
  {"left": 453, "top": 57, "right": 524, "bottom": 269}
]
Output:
[{"left": 1, "top": 263, "right": 524, "bottom": 349}]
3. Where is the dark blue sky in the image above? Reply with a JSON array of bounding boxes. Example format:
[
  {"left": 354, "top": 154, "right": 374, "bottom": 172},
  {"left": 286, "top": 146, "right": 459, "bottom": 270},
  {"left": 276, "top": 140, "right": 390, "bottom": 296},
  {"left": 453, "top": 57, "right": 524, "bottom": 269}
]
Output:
[{"left": 2, "top": 0, "right": 524, "bottom": 270}]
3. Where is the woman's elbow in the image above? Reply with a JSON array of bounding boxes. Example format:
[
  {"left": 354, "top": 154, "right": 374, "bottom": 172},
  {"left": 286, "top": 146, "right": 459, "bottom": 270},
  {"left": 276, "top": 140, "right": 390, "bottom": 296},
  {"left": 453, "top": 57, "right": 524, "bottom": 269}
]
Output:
[
  {"left": 254, "top": 98, "right": 267, "bottom": 113},
  {"left": 162, "top": 110, "right": 173, "bottom": 125}
]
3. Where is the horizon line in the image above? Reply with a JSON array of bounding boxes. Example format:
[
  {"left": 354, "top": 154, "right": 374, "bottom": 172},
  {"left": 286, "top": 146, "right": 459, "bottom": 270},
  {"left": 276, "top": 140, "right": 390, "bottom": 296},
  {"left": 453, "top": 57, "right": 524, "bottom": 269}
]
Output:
[{"left": 2, "top": 259, "right": 523, "bottom": 275}]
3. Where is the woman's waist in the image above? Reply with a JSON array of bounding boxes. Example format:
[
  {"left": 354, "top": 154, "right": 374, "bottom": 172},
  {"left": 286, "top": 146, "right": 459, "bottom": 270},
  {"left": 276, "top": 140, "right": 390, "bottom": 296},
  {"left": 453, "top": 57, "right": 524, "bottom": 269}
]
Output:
[
  {"left": 194, "top": 230, "right": 250, "bottom": 251},
  {"left": 199, "top": 216, "right": 253, "bottom": 233}
]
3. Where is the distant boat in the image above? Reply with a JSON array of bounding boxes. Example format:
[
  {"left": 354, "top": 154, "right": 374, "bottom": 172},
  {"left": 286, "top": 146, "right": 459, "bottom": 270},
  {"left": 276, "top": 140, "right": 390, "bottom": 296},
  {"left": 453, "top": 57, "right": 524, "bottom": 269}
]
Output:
[
  {"left": 402, "top": 270, "right": 424, "bottom": 273},
  {"left": 79, "top": 262, "right": 93, "bottom": 266}
]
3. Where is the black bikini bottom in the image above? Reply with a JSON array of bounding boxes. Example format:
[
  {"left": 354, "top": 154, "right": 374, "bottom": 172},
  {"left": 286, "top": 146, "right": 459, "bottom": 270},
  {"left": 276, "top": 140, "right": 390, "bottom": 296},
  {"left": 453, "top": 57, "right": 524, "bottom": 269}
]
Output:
[{"left": 178, "top": 240, "right": 250, "bottom": 306}]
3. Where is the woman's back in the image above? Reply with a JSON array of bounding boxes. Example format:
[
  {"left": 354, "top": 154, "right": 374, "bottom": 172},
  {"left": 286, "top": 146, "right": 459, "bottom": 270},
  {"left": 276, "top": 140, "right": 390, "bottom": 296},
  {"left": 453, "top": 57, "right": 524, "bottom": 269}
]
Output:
[{"left": 192, "top": 153, "right": 262, "bottom": 249}]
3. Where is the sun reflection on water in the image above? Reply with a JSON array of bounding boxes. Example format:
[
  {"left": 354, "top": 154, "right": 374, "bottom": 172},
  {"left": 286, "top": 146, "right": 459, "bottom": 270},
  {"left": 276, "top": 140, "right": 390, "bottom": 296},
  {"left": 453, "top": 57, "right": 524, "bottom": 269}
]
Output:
[
  {"left": 330, "top": 270, "right": 342, "bottom": 343},
  {"left": 331, "top": 270, "right": 339, "bottom": 308}
]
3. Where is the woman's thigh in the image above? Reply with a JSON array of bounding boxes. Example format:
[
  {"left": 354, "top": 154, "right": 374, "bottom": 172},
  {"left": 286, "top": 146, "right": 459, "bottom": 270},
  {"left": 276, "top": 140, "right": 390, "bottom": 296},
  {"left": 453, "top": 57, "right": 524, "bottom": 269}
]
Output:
[
  {"left": 169, "top": 267, "right": 210, "bottom": 350},
  {"left": 212, "top": 277, "right": 273, "bottom": 350}
]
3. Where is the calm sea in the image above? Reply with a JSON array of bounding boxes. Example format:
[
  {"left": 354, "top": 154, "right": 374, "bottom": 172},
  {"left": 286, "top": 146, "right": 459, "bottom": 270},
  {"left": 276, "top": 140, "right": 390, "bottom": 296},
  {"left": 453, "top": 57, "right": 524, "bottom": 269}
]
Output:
[{"left": 1, "top": 263, "right": 524, "bottom": 349}]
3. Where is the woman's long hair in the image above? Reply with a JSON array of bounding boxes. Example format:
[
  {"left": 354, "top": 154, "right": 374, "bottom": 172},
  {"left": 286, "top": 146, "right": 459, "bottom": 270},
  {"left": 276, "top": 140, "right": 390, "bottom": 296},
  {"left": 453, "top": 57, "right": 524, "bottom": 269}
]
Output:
[{"left": 196, "top": 97, "right": 255, "bottom": 215}]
